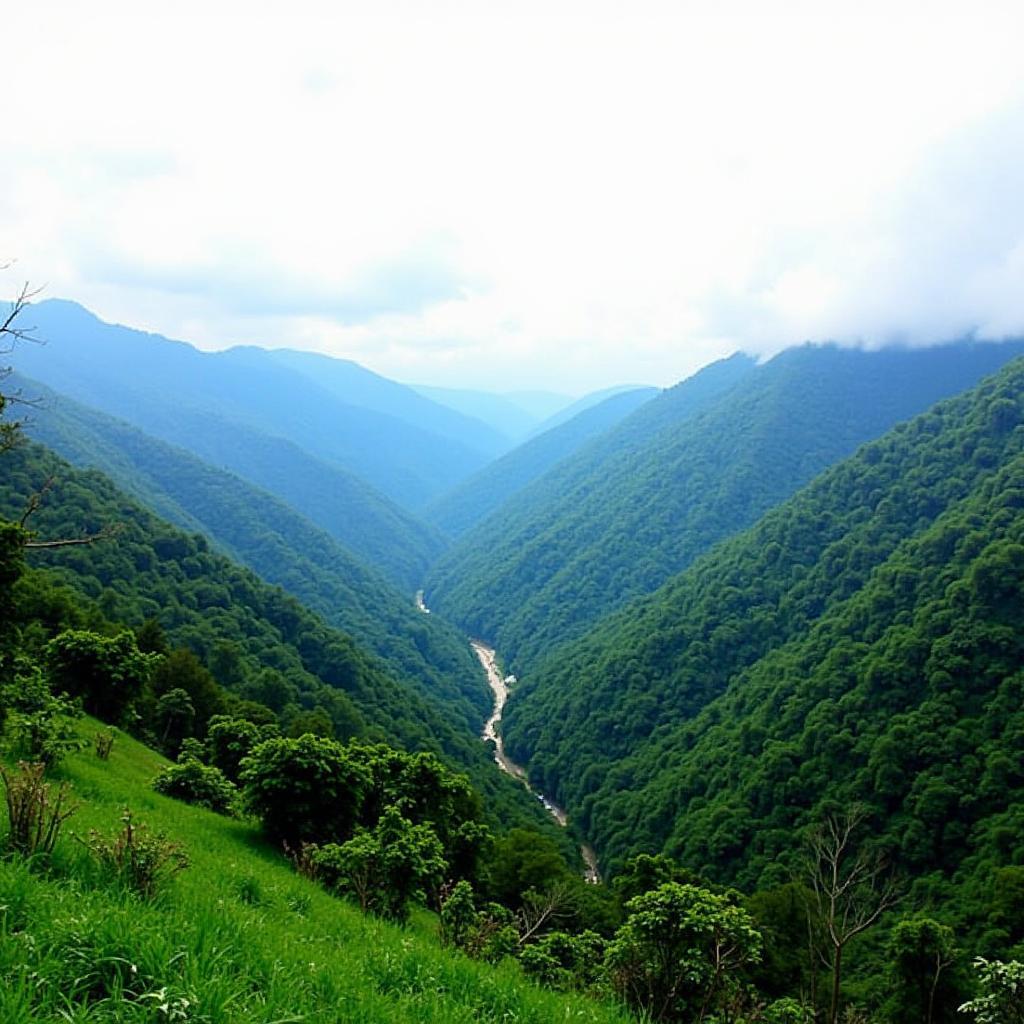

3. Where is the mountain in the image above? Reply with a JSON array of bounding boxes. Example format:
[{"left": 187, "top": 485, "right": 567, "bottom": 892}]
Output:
[
  {"left": 410, "top": 384, "right": 573, "bottom": 440},
  {"left": 13, "top": 299, "right": 491, "bottom": 509},
  {"left": 524, "top": 385, "right": 657, "bottom": 439},
  {"left": 426, "top": 342, "right": 1024, "bottom": 675},
  {"left": 502, "top": 355, "right": 1024, "bottom": 929},
  {"left": 0, "top": 438, "right": 557, "bottom": 835},
  {"left": 425, "top": 386, "right": 660, "bottom": 538},
  {"left": 12, "top": 373, "right": 442, "bottom": 592},
  {"left": 15, "top": 373, "right": 488, "bottom": 730},
  {"left": 267, "top": 347, "right": 511, "bottom": 456}
]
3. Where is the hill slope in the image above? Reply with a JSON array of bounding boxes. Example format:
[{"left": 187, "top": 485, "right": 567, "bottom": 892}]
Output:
[
  {"left": 425, "top": 386, "right": 659, "bottom": 537},
  {"left": 0, "top": 439, "right": 555, "bottom": 835},
  {"left": 503, "top": 355, "right": 1024, "bottom": 928},
  {"left": 428, "top": 342, "right": 1024, "bottom": 674},
  {"left": 16, "top": 374, "right": 488, "bottom": 727},
  {"left": 14, "top": 299, "right": 490, "bottom": 509}
]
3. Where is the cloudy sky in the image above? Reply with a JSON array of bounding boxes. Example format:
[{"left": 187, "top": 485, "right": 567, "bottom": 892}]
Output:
[{"left": 5, "top": 1, "right": 1024, "bottom": 393}]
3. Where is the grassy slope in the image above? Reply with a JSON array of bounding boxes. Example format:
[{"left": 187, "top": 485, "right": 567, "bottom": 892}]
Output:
[{"left": 0, "top": 722, "right": 631, "bottom": 1023}]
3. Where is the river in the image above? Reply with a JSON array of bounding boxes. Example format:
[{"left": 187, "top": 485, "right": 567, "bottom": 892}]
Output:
[{"left": 471, "top": 639, "right": 600, "bottom": 884}]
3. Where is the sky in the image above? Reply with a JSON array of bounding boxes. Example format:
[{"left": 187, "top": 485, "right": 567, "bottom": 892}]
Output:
[{"left": 4, "top": 0, "right": 1024, "bottom": 394}]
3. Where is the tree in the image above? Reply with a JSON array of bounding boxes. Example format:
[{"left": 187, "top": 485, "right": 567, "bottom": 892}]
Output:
[
  {"left": 239, "top": 734, "right": 369, "bottom": 846},
  {"left": 44, "top": 629, "right": 157, "bottom": 724},
  {"left": 959, "top": 959, "right": 1024, "bottom": 1024},
  {"left": 805, "top": 806, "right": 903, "bottom": 1024},
  {"left": 310, "top": 805, "right": 446, "bottom": 922},
  {"left": 886, "top": 916, "right": 959, "bottom": 1024},
  {"left": 154, "top": 687, "right": 195, "bottom": 755},
  {"left": 605, "top": 882, "right": 763, "bottom": 1023}
]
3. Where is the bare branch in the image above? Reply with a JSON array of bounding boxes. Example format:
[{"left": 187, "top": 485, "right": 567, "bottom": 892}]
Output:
[{"left": 25, "top": 523, "right": 124, "bottom": 550}]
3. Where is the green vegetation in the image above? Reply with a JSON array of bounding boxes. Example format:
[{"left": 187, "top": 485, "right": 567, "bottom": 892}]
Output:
[
  {"left": 18, "top": 372, "right": 488, "bottom": 725},
  {"left": 429, "top": 342, "right": 1024, "bottom": 675},
  {"left": 426, "top": 385, "right": 659, "bottom": 537},
  {"left": 501, "top": 354, "right": 1024, "bottom": 969}
]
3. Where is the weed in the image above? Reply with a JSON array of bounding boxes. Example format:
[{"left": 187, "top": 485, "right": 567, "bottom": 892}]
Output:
[
  {"left": 1, "top": 761, "right": 77, "bottom": 858},
  {"left": 94, "top": 729, "right": 115, "bottom": 761},
  {"left": 81, "top": 808, "right": 188, "bottom": 899}
]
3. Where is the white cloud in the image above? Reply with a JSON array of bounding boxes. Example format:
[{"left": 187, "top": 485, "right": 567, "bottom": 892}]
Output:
[{"left": 5, "top": 0, "right": 1024, "bottom": 390}]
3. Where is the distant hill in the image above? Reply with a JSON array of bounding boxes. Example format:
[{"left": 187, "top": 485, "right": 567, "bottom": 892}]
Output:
[
  {"left": 16, "top": 374, "right": 488, "bottom": 730},
  {"left": 501, "top": 355, "right": 1024, "bottom": 938},
  {"left": 267, "top": 348, "right": 511, "bottom": 457},
  {"left": 13, "top": 300, "right": 491, "bottom": 508},
  {"left": 426, "top": 342, "right": 1024, "bottom": 675},
  {"left": 425, "top": 386, "right": 660, "bottom": 537},
  {"left": 525, "top": 385, "right": 657, "bottom": 439},
  {"left": 411, "top": 384, "right": 574, "bottom": 440}
]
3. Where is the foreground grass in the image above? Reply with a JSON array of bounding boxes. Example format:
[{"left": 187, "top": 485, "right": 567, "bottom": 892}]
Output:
[{"left": 0, "top": 723, "right": 633, "bottom": 1023}]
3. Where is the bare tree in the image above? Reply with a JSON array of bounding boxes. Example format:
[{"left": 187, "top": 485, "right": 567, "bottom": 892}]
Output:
[{"left": 805, "top": 806, "right": 903, "bottom": 1024}]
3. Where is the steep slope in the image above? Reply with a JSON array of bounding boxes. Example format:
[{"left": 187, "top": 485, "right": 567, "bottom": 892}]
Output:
[
  {"left": 427, "top": 342, "right": 1024, "bottom": 674},
  {"left": 14, "top": 299, "right": 489, "bottom": 508},
  {"left": 268, "top": 347, "right": 512, "bottom": 456},
  {"left": 503, "top": 356, "right": 1024, "bottom": 922},
  {"left": 0, "top": 440, "right": 554, "bottom": 835},
  {"left": 15, "top": 374, "right": 488, "bottom": 728},
  {"left": 425, "top": 386, "right": 659, "bottom": 538},
  {"left": 524, "top": 384, "right": 656, "bottom": 439}
]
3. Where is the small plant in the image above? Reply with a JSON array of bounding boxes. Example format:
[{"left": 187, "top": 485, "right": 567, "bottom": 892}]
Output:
[
  {"left": 2, "top": 666, "right": 84, "bottom": 767},
  {"left": 82, "top": 808, "right": 189, "bottom": 899},
  {"left": 94, "top": 728, "right": 116, "bottom": 760},
  {"left": 0, "top": 761, "right": 77, "bottom": 858}
]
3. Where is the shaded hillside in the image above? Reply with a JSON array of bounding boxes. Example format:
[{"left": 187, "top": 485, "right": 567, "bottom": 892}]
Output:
[
  {"left": 0, "top": 440, "right": 555, "bottom": 835},
  {"left": 13, "top": 372, "right": 443, "bottom": 592},
  {"left": 16, "top": 375, "right": 488, "bottom": 728},
  {"left": 425, "top": 386, "right": 659, "bottom": 537},
  {"left": 269, "top": 347, "right": 511, "bottom": 456},
  {"left": 503, "top": 355, "right": 1024, "bottom": 932},
  {"left": 14, "top": 300, "right": 490, "bottom": 508},
  {"left": 428, "top": 342, "right": 1024, "bottom": 675}
]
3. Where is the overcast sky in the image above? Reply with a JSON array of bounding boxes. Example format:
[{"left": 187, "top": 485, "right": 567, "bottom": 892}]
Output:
[{"left": 5, "top": 1, "right": 1024, "bottom": 393}]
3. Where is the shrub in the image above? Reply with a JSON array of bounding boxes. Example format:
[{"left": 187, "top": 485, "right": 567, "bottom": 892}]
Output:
[
  {"left": 94, "top": 728, "right": 116, "bottom": 760},
  {"left": 2, "top": 665, "right": 84, "bottom": 767},
  {"left": 81, "top": 809, "right": 188, "bottom": 899},
  {"left": 0, "top": 761, "right": 77, "bottom": 858},
  {"left": 152, "top": 757, "right": 237, "bottom": 815}
]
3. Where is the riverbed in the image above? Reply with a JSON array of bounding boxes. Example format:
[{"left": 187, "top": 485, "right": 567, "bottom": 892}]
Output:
[{"left": 471, "top": 639, "right": 600, "bottom": 883}]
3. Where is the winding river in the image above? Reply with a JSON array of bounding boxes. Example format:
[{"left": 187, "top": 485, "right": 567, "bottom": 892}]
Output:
[{"left": 471, "top": 639, "right": 601, "bottom": 884}]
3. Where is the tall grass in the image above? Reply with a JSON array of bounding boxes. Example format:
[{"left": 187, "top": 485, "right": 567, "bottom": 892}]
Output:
[{"left": 1, "top": 721, "right": 633, "bottom": 1022}]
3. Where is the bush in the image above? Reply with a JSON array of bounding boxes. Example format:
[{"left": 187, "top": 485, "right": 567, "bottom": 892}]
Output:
[
  {"left": 2, "top": 665, "right": 84, "bottom": 767},
  {"left": 0, "top": 761, "right": 77, "bottom": 858},
  {"left": 82, "top": 809, "right": 189, "bottom": 899},
  {"left": 153, "top": 757, "right": 237, "bottom": 815}
]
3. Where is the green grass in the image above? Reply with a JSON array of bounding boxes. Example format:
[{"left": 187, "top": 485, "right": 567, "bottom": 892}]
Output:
[{"left": 1, "top": 722, "right": 633, "bottom": 1023}]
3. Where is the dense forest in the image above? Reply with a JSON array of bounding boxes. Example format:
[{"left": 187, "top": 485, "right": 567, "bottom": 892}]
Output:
[
  {"left": 425, "top": 342, "right": 1024, "bottom": 676},
  {"left": 6, "top": 300, "right": 1024, "bottom": 1022},
  {"left": 502, "top": 354, "right": 1024, "bottom": 950},
  {"left": 16, "top": 372, "right": 489, "bottom": 728}
]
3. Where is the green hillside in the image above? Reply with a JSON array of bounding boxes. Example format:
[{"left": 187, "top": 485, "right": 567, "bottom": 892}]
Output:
[
  {"left": 0, "top": 439, "right": 558, "bottom": 837},
  {"left": 428, "top": 342, "right": 1024, "bottom": 676},
  {"left": 0, "top": 722, "right": 632, "bottom": 1023},
  {"left": 425, "top": 386, "right": 659, "bottom": 538},
  {"left": 17, "top": 374, "right": 487, "bottom": 730},
  {"left": 14, "top": 300, "right": 491, "bottom": 510},
  {"left": 503, "top": 353, "right": 1024, "bottom": 943}
]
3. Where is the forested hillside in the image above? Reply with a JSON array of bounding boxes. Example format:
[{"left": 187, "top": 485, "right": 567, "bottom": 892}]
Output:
[
  {"left": 17, "top": 374, "right": 487, "bottom": 724},
  {"left": 0, "top": 439, "right": 555, "bottom": 835},
  {"left": 428, "top": 343, "right": 1024, "bottom": 674},
  {"left": 503, "top": 354, "right": 1024, "bottom": 943},
  {"left": 14, "top": 300, "right": 491, "bottom": 509},
  {"left": 426, "top": 386, "right": 659, "bottom": 537}
]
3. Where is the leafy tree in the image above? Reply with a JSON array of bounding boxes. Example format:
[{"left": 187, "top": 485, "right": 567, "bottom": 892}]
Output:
[
  {"left": 520, "top": 929, "right": 607, "bottom": 992},
  {"left": 485, "top": 828, "right": 571, "bottom": 908},
  {"left": 206, "top": 714, "right": 277, "bottom": 783},
  {"left": 605, "top": 882, "right": 763, "bottom": 1023},
  {"left": 44, "top": 629, "right": 156, "bottom": 724},
  {"left": 959, "top": 958, "right": 1024, "bottom": 1024},
  {"left": 154, "top": 687, "right": 195, "bottom": 755},
  {"left": 885, "top": 917, "right": 959, "bottom": 1024},
  {"left": 1, "top": 660, "right": 83, "bottom": 766},
  {"left": 239, "top": 734, "right": 370, "bottom": 846},
  {"left": 310, "top": 805, "right": 446, "bottom": 922}
]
